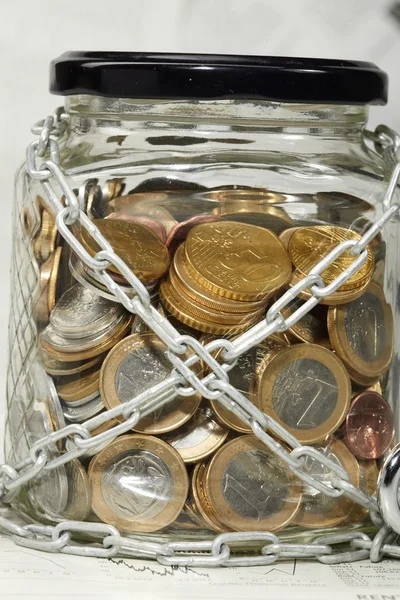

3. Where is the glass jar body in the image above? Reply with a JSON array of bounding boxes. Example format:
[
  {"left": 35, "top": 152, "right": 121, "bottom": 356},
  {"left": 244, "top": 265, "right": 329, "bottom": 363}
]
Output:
[{"left": 6, "top": 97, "right": 399, "bottom": 544}]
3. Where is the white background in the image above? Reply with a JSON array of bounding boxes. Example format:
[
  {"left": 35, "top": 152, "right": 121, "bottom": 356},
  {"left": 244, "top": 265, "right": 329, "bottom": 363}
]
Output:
[{"left": 1, "top": 0, "right": 400, "bottom": 448}]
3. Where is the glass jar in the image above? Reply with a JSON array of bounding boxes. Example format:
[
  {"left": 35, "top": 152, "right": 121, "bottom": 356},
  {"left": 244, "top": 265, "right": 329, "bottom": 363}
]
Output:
[{"left": 5, "top": 53, "right": 400, "bottom": 553}]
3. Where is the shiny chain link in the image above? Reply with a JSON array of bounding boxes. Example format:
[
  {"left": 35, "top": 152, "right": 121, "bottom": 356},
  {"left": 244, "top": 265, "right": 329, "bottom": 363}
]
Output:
[{"left": 0, "top": 111, "right": 400, "bottom": 566}]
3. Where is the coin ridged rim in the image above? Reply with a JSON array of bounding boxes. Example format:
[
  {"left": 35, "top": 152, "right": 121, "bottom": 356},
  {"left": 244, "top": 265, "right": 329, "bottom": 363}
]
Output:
[
  {"left": 57, "top": 368, "right": 101, "bottom": 403},
  {"left": 327, "top": 282, "right": 394, "bottom": 381},
  {"left": 257, "top": 343, "right": 351, "bottom": 444},
  {"left": 62, "top": 395, "right": 104, "bottom": 423},
  {"left": 41, "top": 354, "right": 104, "bottom": 376},
  {"left": 172, "top": 244, "right": 268, "bottom": 313},
  {"left": 40, "top": 316, "right": 132, "bottom": 362},
  {"left": 100, "top": 333, "right": 202, "bottom": 434},
  {"left": 191, "top": 463, "right": 227, "bottom": 533},
  {"left": 63, "top": 459, "right": 92, "bottom": 521},
  {"left": 34, "top": 251, "right": 57, "bottom": 324},
  {"left": 79, "top": 218, "right": 171, "bottom": 279},
  {"left": 204, "top": 435, "right": 302, "bottom": 532},
  {"left": 185, "top": 221, "right": 293, "bottom": 301},
  {"left": 163, "top": 406, "right": 229, "bottom": 463},
  {"left": 293, "top": 438, "right": 360, "bottom": 529},
  {"left": 89, "top": 434, "right": 189, "bottom": 533},
  {"left": 160, "top": 279, "right": 266, "bottom": 325},
  {"left": 288, "top": 226, "right": 374, "bottom": 292},
  {"left": 289, "top": 270, "right": 371, "bottom": 305},
  {"left": 160, "top": 286, "right": 262, "bottom": 335}
]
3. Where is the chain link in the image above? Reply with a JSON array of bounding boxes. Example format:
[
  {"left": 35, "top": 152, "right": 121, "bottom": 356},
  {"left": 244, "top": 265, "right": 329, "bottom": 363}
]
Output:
[{"left": 0, "top": 112, "right": 400, "bottom": 566}]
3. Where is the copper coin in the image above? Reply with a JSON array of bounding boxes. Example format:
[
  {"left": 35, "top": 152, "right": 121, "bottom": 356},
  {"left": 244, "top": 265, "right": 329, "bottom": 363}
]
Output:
[
  {"left": 166, "top": 214, "right": 221, "bottom": 254},
  {"left": 344, "top": 392, "right": 394, "bottom": 459}
]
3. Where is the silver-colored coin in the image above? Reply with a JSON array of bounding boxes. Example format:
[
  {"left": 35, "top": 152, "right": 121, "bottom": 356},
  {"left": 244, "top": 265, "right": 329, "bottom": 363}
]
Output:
[
  {"left": 101, "top": 450, "right": 174, "bottom": 520},
  {"left": 299, "top": 447, "right": 345, "bottom": 515},
  {"left": 344, "top": 292, "right": 388, "bottom": 362},
  {"left": 42, "top": 313, "right": 127, "bottom": 353},
  {"left": 229, "top": 338, "right": 286, "bottom": 400},
  {"left": 62, "top": 395, "right": 104, "bottom": 423},
  {"left": 170, "top": 409, "right": 219, "bottom": 450},
  {"left": 272, "top": 358, "right": 338, "bottom": 430},
  {"left": 222, "top": 449, "right": 290, "bottom": 520},
  {"left": 63, "top": 459, "right": 92, "bottom": 521},
  {"left": 50, "top": 284, "right": 124, "bottom": 338},
  {"left": 61, "top": 389, "right": 102, "bottom": 407},
  {"left": 24, "top": 403, "right": 68, "bottom": 518},
  {"left": 30, "top": 362, "right": 65, "bottom": 432},
  {"left": 115, "top": 346, "right": 182, "bottom": 423},
  {"left": 69, "top": 254, "right": 159, "bottom": 302}
]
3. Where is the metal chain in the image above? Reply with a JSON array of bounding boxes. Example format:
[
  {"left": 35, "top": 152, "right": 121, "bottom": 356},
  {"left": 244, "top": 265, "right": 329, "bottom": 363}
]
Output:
[{"left": 0, "top": 110, "right": 400, "bottom": 566}]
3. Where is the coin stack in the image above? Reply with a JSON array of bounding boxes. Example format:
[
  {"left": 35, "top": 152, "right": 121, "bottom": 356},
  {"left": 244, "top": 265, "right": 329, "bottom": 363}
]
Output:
[
  {"left": 24, "top": 185, "right": 395, "bottom": 536},
  {"left": 160, "top": 221, "right": 292, "bottom": 334},
  {"left": 39, "top": 284, "right": 132, "bottom": 370}
]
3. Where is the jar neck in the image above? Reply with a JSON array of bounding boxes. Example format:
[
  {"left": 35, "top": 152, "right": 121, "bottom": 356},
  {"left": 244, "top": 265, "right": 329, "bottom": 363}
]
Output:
[{"left": 64, "top": 95, "right": 368, "bottom": 139}]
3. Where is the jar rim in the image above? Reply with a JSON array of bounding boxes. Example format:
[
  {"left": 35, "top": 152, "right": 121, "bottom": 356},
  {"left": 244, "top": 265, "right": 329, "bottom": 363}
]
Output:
[{"left": 50, "top": 52, "right": 388, "bottom": 106}]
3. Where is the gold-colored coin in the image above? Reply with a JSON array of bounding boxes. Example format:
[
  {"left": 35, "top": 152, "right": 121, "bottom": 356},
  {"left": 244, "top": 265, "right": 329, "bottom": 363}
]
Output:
[
  {"left": 209, "top": 335, "right": 289, "bottom": 434},
  {"left": 33, "top": 247, "right": 63, "bottom": 324},
  {"left": 41, "top": 354, "right": 104, "bottom": 377},
  {"left": 215, "top": 205, "right": 294, "bottom": 235},
  {"left": 327, "top": 282, "right": 393, "bottom": 385},
  {"left": 100, "top": 333, "right": 202, "bottom": 434},
  {"left": 281, "top": 298, "right": 330, "bottom": 347},
  {"left": 191, "top": 462, "right": 227, "bottom": 533},
  {"left": 294, "top": 438, "right": 360, "bottom": 529},
  {"left": 171, "top": 244, "right": 268, "bottom": 314},
  {"left": 79, "top": 218, "right": 170, "bottom": 280},
  {"left": 57, "top": 368, "right": 100, "bottom": 404},
  {"left": 23, "top": 206, "right": 34, "bottom": 238},
  {"left": 34, "top": 209, "right": 59, "bottom": 263},
  {"left": 185, "top": 221, "right": 292, "bottom": 301},
  {"left": 204, "top": 186, "right": 291, "bottom": 204},
  {"left": 174, "top": 492, "right": 209, "bottom": 530},
  {"left": 160, "top": 279, "right": 265, "bottom": 326},
  {"left": 345, "top": 459, "right": 379, "bottom": 524},
  {"left": 163, "top": 405, "right": 229, "bottom": 463},
  {"left": 257, "top": 344, "right": 351, "bottom": 444},
  {"left": 279, "top": 226, "right": 302, "bottom": 248},
  {"left": 89, "top": 434, "right": 189, "bottom": 533},
  {"left": 63, "top": 459, "right": 92, "bottom": 521},
  {"left": 204, "top": 435, "right": 302, "bottom": 532},
  {"left": 289, "top": 269, "right": 371, "bottom": 306},
  {"left": 40, "top": 316, "right": 132, "bottom": 362},
  {"left": 288, "top": 225, "right": 374, "bottom": 293},
  {"left": 352, "top": 381, "right": 383, "bottom": 396},
  {"left": 160, "top": 283, "right": 262, "bottom": 335}
]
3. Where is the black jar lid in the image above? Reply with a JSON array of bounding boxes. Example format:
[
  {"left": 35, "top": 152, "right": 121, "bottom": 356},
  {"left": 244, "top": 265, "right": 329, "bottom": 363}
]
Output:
[{"left": 50, "top": 52, "right": 388, "bottom": 105}]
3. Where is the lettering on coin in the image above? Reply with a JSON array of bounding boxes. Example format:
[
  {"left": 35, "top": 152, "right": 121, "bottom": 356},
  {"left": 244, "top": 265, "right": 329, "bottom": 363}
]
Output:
[
  {"left": 221, "top": 449, "right": 289, "bottom": 520},
  {"left": 101, "top": 450, "right": 173, "bottom": 520},
  {"left": 272, "top": 358, "right": 338, "bottom": 429}
]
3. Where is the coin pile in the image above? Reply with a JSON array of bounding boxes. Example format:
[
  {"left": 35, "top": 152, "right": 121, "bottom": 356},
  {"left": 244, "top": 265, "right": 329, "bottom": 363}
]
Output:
[
  {"left": 160, "top": 221, "right": 292, "bottom": 334},
  {"left": 23, "top": 185, "right": 395, "bottom": 536},
  {"left": 39, "top": 284, "right": 132, "bottom": 368}
]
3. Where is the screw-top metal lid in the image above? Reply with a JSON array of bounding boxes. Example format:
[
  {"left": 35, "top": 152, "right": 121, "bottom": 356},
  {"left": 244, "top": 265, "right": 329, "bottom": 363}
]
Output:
[{"left": 50, "top": 52, "right": 388, "bottom": 105}]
